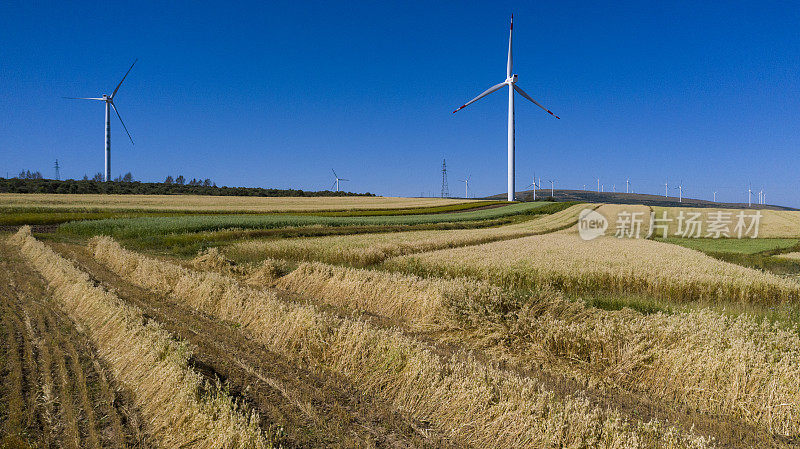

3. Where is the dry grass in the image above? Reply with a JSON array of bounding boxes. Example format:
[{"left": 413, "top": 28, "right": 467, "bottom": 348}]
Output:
[
  {"left": 270, "top": 260, "right": 800, "bottom": 438},
  {"left": 8, "top": 227, "right": 271, "bottom": 448},
  {"left": 652, "top": 207, "right": 800, "bottom": 238},
  {"left": 89, "top": 236, "right": 711, "bottom": 448},
  {"left": 228, "top": 203, "right": 588, "bottom": 266},
  {"left": 0, "top": 193, "right": 474, "bottom": 212},
  {"left": 387, "top": 233, "right": 800, "bottom": 304}
]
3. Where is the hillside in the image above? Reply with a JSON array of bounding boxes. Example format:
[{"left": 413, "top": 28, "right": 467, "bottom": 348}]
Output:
[{"left": 485, "top": 189, "right": 797, "bottom": 211}]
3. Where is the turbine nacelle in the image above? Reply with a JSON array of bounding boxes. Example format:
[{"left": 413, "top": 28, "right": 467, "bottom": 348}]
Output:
[{"left": 506, "top": 74, "right": 518, "bottom": 84}]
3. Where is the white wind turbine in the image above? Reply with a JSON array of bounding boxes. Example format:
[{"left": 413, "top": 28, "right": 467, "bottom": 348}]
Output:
[
  {"left": 664, "top": 180, "right": 669, "bottom": 197},
  {"left": 526, "top": 173, "right": 537, "bottom": 201},
  {"left": 674, "top": 181, "right": 683, "bottom": 203},
  {"left": 626, "top": 178, "right": 630, "bottom": 194},
  {"left": 64, "top": 59, "right": 137, "bottom": 182},
  {"left": 548, "top": 179, "right": 556, "bottom": 197},
  {"left": 459, "top": 175, "right": 471, "bottom": 198},
  {"left": 747, "top": 183, "right": 753, "bottom": 207},
  {"left": 453, "top": 15, "right": 560, "bottom": 202},
  {"left": 331, "top": 169, "right": 349, "bottom": 192}
]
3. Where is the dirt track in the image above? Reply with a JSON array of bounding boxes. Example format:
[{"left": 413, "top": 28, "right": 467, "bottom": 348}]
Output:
[{"left": 0, "top": 240, "right": 150, "bottom": 448}]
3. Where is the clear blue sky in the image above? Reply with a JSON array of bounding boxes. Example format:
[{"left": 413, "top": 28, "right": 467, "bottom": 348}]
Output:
[{"left": 1, "top": 1, "right": 799, "bottom": 205}]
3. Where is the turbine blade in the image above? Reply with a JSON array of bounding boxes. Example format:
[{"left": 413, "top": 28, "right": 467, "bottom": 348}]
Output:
[
  {"left": 63, "top": 97, "right": 105, "bottom": 100},
  {"left": 513, "top": 85, "right": 560, "bottom": 119},
  {"left": 111, "top": 103, "right": 134, "bottom": 145},
  {"left": 332, "top": 169, "right": 338, "bottom": 178},
  {"left": 453, "top": 82, "right": 507, "bottom": 113},
  {"left": 340, "top": 178, "right": 349, "bottom": 181},
  {"left": 507, "top": 14, "right": 513, "bottom": 78},
  {"left": 111, "top": 59, "right": 138, "bottom": 99},
  {"left": 331, "top": 181, "right": 337, "bottom": 190}
]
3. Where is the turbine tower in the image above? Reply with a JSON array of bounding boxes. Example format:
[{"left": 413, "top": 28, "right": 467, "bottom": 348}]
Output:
[
  {"left": 548, "top": 179, "right": 556, "bottom": 197},
  {"left": 664, "top": 180, "right": 668, "bottom": 197},
  {"left": 626, "top": 178, "right": 630, "bottom": 194},
  {"left": 452, "top": 15, "right": 560, "bottom": 202},
  {"left": 54, "top": 159, "right": 60, "bottom": 181},
  {"left": 331, "top": 169, "right": 349, "bottom": 192},
  {"left": 459, "top": 175, "right": 471, "bottom": 198},
  {"left": 747, "top": 183, "right": 753, "bottom": 207},
  {"left": 64, "top": 59, "right": 137, "bottom": 182},
  {"left": 674, "top": 181, "right": 683, "bottom": 203}
]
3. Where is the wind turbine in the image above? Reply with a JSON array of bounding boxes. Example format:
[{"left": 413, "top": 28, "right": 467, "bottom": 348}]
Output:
[
  {"left": 597, "top": 177, "right": 600, "bottom": 192},
  {"left": 452, "top": 15, "right": 560, "bottom": 202},
  {"left": 331, "top": 169, "right": 349, "bottom": 192},
  {"left": 747, "top": 183, "right": 753, "bottom": 207},
  {"left": 548, "top": 179, "right": 556, "bottom": 197},
  {"left": 64, "top": 59, "right": 137, "bottom": 182},
  {"left": 759, "top": 187, "right": 764, "bottom": 205},
  {"left": 459, "top": 175, "right": 471, "bottom": 198},
  {"left": 526, "top": 174, "right": 537, "bottom": 201},
  {"left": 664, "top": 180, "right": 669, "bottom": 198},
  {"left": 674, "top": 181, "right": 683, "bottom": 203},
  {"left": 713, "top": 191, "right": 717, "bottom": 202},
  {"left": 626, "top": 178, "right": 630, "bottom": 194}
]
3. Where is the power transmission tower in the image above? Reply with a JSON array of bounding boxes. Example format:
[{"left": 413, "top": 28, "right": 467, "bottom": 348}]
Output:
[
  {"left": 441, "top": 159, "right": 449, "bottom": 198},
  {"left": 54, "top": 159, "right": 60, "bottom": 180}
]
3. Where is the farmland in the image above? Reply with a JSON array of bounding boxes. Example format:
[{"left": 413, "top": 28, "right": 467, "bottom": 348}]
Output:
[{"left": 3, "top": 194, "right": 800, "bottom": 448}]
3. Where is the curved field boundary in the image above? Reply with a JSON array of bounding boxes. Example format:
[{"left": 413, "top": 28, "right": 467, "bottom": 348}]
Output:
[
  {"left": 57, "top": 202, "right": 554, "bottom": 239},
  {"left": 8, "top": 228, "right": 272, "bottom": 448},
  {"left": 227, "top": 203, "right": 589, "bottom": 266}
]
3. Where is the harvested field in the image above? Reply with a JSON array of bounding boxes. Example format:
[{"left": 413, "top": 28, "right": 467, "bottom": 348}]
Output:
[
  {"left": 0, "top": 237, "right": 149, "bottom": 448},
  {"left": 8, "top": 228, "right": 273, "bottom": 448},
  {"left": 275, "top": 261, "right": 800, "bottom": 442},
  {"left": 86, "top": 235, "right": 714, "bottom": 448}
]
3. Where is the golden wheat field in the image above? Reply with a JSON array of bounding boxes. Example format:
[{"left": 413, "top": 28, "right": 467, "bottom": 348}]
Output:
[
  {"left": 4, "top": 196, "right": 800, "bottom": 448},
  {"left": 650, "top": 206, "right": 800, "bottom": 238},
  {"left": 228, "top": 203, "right": 588, "bottom": 266},
  {"left": 0, "top": 193, "right": 476, "bottom": 212}
]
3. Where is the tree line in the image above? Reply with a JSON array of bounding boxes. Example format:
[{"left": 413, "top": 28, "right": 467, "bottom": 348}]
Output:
[{"left": 0, "top": 176, "right": 372, "bottom": 197}]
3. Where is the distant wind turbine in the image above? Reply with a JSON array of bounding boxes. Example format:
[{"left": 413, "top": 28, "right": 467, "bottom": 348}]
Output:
[
  {"left": 64, "top": 59, "right": 137, "bottom": 182},
  {"left": 459, "top": 175, "right": 471, "bottom": 198},
  {"left": 713, "top": 191, "right": 717, "bottom": 202},
  {"left": 664, "top": 180, "right": 669, "bottom": 198},
  {"left": 548, "top": 179, "right": 556, "bottom": 197},
  {"left": 748, "top": 183, "right": 753, "bottom": 207},
  {"left": 526, "top": 174, "right": 537, "bottom": 201},
  {"left": 626, "top": 178, "right": 630, "bottom": 194},
  {"left": 452, "top": 15, "right": 560, "bottom": 202},
  {"left": 674, "top": 181, "right": 683, "bottom": 203},
  {"left": 331, "top": 169, "right": 349, "bottom": 192}
]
